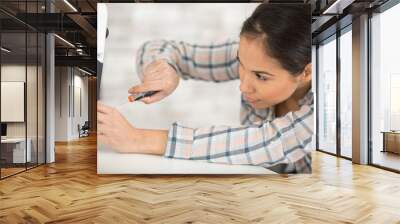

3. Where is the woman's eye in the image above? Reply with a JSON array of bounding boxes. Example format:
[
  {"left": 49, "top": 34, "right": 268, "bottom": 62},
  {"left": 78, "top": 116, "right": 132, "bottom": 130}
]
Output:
[{"left": 255, "top": 73, "right": 268, "bottom": 81}]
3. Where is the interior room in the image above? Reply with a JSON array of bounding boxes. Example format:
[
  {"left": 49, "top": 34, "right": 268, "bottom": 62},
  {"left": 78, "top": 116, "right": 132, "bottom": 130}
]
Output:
[{"left": 0, "top": 0, "right": 399, "bottom": 223}]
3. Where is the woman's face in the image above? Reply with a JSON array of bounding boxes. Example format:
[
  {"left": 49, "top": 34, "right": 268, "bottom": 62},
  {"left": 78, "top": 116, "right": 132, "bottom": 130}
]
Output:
[{"left": 237, "top": 36, "right": 307, "bottom": 109}]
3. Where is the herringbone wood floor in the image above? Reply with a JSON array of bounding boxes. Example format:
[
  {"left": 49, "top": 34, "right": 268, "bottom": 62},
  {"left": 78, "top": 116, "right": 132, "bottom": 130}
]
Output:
[{"left": 0, "top": 135, "right": 400, "bottom": 224}]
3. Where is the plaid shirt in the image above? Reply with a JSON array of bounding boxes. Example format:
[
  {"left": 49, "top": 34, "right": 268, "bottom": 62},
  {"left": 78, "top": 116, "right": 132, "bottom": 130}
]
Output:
[{"left": 136, "top": 38, "right": 314, "bottom": 174}]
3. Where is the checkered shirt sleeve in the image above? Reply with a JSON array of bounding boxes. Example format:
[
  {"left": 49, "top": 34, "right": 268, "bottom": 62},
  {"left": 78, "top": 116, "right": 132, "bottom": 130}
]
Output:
[
  {"left": 136, "top": 38, "right": 240, "bottom": 82},
  {"left": 165, "top": 93, "right": 314, "bottom": 174}
]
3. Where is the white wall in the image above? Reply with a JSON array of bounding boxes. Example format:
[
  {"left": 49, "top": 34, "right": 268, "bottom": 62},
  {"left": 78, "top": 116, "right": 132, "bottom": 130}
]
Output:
[
  {"left": 100, "top": 3, "right": 259, "bottom": 130},
  {"left": 55, "top": 67, "right": 68, "bottom": 141},
  {"left": 1, "top": 65, "right": 39, "bottom": 137},
  {"left": 72, "top": 73, "right": 89, "bottom": 138},
  {"left": 55, "top": 67, "right": 89, "bottom": 141},
  {"left": 1, "top": 64, "right": 46, "bottom": 164}
]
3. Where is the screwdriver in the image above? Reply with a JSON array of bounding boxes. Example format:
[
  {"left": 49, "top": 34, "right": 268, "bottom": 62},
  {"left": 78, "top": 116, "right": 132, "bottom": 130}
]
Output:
[{"left": 128, "top": 90, "right": 159, "bottom": 102}]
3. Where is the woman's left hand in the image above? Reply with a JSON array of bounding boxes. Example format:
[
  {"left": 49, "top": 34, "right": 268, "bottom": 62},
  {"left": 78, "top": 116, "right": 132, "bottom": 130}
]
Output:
[{"left": 97, "top": 102, "right": 168, "bottom": 154}]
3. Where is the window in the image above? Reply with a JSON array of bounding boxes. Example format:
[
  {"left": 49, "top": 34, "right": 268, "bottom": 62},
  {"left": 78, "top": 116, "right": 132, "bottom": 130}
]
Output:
[
  {"left": 370, "top": 2, "right": 400, "bottom": 171},
  {"left": 317, "top": 35, "right": 337, "bottom": 155},
  {"left": 339, "top": 27, "right": 352, "bottom": 158}
]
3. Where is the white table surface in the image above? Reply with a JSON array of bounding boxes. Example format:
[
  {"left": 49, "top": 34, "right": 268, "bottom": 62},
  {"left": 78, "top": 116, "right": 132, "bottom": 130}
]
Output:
[{"left": 97, "top": 146, "right": 276, "bottom": 175}]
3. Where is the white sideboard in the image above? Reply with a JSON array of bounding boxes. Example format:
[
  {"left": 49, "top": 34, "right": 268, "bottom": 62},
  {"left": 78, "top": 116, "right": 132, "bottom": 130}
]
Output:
[{"left": 1, "top": 138, "right": 32, "bottom": 163}]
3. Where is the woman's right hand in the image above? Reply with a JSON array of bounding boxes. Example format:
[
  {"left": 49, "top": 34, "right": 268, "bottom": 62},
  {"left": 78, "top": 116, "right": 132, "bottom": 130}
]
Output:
[{"left": 128, "top": 59, "right": 180, "bottom": 104}]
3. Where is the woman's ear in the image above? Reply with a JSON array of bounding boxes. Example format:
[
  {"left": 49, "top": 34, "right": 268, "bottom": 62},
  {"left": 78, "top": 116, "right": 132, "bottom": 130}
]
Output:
[{"left": 301, "top": 63, "right": 312, "bottom": 82}]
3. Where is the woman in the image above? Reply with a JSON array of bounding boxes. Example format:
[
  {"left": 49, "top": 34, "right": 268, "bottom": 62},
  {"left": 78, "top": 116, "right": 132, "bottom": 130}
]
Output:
[{"left": 98, "top": 4, "right": 313, "bottom": 173}]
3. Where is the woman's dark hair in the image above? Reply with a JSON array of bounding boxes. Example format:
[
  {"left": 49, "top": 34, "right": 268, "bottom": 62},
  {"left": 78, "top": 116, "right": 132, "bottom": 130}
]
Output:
[{"left": 240, "top": 3, "right": 311, "bottom": 75}]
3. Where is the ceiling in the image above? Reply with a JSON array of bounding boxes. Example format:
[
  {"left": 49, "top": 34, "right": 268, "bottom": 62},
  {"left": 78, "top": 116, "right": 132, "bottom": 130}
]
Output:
[{"left": 0, "top": 0, "right": 98, "bottom": 74}]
